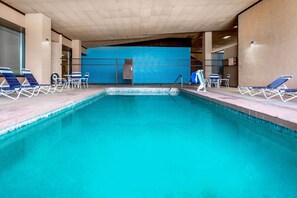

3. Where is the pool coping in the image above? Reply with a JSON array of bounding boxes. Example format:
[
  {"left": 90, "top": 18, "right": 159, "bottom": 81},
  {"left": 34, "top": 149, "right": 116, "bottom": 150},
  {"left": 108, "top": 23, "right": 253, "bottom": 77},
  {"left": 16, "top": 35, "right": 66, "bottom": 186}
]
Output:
[
  {"left": 0, "top": 86, "right": 296, "bottom": 137},
  {"left": 0, "top": 90, "right": 106, "bottom": 136},
  {"left": 106, "top": 87, "right": 179, "bottom": 95},
  {"left": 181, "top": 88, "right": 297, "bottom": 132},
  {"left": 0, "top": 87, "right": 179, "bottom": 136}
]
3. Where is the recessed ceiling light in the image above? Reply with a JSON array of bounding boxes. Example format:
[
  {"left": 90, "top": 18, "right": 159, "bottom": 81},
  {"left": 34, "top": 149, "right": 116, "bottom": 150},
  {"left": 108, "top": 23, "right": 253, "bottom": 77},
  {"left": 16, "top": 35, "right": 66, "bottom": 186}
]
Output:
[{"left": 223, "top": 36, "right": 231, "bottom": 39}]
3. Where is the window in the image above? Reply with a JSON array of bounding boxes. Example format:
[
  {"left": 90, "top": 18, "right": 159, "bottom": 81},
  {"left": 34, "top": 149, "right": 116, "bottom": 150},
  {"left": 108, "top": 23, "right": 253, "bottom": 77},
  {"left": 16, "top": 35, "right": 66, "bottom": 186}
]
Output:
[{"left": 0, "top": 25, "right": 24, "bottom": 74}]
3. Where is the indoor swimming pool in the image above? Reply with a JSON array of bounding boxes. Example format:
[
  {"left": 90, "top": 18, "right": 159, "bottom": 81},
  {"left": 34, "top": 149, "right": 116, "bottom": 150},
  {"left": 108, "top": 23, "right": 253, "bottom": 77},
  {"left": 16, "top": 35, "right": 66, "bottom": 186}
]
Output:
[{"left": 0, "top": 92, "right": 297, "bottom": 197}]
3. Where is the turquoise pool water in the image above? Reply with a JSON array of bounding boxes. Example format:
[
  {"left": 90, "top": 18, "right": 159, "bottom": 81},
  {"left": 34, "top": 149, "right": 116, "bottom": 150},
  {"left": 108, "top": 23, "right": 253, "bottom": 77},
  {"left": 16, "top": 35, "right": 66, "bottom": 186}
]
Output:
[{"left": 0, "top": 93, "right": 297, "bottom": 197}]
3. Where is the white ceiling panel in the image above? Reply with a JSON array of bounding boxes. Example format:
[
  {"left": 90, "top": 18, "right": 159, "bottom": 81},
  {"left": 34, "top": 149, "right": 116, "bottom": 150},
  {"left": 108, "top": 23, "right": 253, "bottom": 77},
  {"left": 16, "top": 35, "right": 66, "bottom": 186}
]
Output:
[{"left": 2, "top": 0, "right": 259, "bottom": 47}]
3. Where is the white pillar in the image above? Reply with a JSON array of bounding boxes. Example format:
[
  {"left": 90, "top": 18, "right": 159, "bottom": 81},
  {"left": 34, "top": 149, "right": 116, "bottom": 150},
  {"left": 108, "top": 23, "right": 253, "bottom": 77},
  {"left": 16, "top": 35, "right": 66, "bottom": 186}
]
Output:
[
  {"left": 72, "top": 40, "right": 81, "bottom": 72},
  {"left": 203, "top": 32, "right": 212, "bottom": 78},
  {"left": 25, "top": 13, "right": 51, "bottom": 84}
]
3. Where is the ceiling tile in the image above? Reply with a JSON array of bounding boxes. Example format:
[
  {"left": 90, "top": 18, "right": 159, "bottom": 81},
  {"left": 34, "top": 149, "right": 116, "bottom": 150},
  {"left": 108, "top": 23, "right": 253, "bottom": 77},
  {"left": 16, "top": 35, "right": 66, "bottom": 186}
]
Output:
[{"left": 5, "top": 0, "right": 258, "bottom": 47}]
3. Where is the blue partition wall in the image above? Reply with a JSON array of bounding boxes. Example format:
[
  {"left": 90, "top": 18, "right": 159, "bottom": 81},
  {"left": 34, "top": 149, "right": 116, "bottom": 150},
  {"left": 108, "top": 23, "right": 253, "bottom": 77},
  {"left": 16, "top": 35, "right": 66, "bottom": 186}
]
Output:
[{"left": 82, "top": 46, "right": 190, "bottom": 84}]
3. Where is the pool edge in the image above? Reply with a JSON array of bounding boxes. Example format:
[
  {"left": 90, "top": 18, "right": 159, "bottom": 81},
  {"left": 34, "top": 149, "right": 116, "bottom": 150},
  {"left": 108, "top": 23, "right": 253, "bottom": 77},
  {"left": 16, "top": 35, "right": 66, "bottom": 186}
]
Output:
[
  {"left": 181, "top": 88, "right": 297, "bottom": 132},
  {"left": 0, "top": 90, "right": 106, "bottom": 136},
  {"left": 1, "top": 87, "right": 296, "bottom": 137},
  {"left": 0, "top": 87, "right": 178, "bottom": 136}
]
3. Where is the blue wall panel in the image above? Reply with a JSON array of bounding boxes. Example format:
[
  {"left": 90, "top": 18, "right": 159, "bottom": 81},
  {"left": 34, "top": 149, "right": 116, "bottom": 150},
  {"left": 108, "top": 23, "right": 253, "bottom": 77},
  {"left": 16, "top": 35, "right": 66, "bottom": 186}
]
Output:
[{"left": 82, "top": 46, "right": 190, "bottom": 84}]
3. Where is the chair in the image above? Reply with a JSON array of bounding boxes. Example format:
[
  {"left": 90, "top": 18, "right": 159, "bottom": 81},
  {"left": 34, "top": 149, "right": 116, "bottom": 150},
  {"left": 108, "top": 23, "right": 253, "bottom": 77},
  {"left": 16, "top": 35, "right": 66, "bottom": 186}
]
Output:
[
  {"left": 220, "top": 74, "right": 231, "bottom": 87},
  {"left": 51, "top": 73, "right": 67, "bottom": 87},
  {"left": 196, "top": 70, "right": 206, "bottom": 92},
  {"left": 21, "top": 69, "right": 64, "bottom": 95},
  {"left": 0, "top": 67, "right": 38, "bottom": 100},
  {"left": 69, "top": 72, "right": 82, "bottom": 88},
  {"left": 238, "top": 75, "right": 292, "bottom": 98},
  {"left": 277, "top": 89, "right": 297, "bottom": 102},
  {"left": 208, "top": 74, "right": 220, "bottom": 88},
  {"left": 81, "top": 72, "right": 89, "bottom": 88}
]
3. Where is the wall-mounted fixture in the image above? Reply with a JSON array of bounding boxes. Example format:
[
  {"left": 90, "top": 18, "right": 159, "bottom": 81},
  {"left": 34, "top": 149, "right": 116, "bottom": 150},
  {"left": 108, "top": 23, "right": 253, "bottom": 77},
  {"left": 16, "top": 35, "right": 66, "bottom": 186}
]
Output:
[
  {"left": 250, "top": 40, "right": 256, "bottom": 45},
  {"left": 42, "top": 38, "right": 50, "bottom": 46},
  {"left": 223, "top": 35, "right": 231, "bottom": 39}
]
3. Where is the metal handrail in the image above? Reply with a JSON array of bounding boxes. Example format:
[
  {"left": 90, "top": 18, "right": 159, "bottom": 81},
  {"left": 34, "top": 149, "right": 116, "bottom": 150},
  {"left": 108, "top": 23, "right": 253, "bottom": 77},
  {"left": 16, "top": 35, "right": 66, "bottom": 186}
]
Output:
[{"left": 169, "top": 74, "right": 183, "bottom": 91}]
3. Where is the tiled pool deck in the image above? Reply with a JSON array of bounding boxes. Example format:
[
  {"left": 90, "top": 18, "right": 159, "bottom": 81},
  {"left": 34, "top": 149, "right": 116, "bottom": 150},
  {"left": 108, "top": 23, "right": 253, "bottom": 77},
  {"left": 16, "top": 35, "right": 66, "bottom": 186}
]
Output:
[
  {"left": 0, "top": 86, "right": 105, "bottom": 135},
  {"left": 182, "top": 86, "right": 297, "bottom": 131},
  {"left": 0, "top": 85, "right": 296, "bottom": 135}
]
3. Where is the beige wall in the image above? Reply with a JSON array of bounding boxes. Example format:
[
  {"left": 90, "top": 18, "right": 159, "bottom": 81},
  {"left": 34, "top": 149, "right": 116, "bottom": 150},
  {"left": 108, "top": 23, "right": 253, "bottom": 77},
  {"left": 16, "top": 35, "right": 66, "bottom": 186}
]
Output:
[
  {"left": 72, "top": 40, "right": 82, "bottom": 72},
  {"left": 224, "top": 45, "right": 237, "bottom": 59},
  {"left": 203, "top": 32, "right": 212, "bottom": 78},
  {"left": 51, "top": 31, "right": 60, "bottom": 43},
  {"left": 0, "top": 3, "right": 25, "bottom": 27},
  {"left": 62, "top": 37, "right": 72, "bottom": 49},
  {"left": 25, "top": 13, "right": 52, "bottom": 84},
  {"left": 51, "top": 42, "right": 62, "bottom": 75},
  {"left": 1, "top": 2, "right": 85, "bottom": 83},
  {"left": 51, "top": 34, "right": 62, "bottom": 76},
  {"left": 51, "top": 31, "right": 62, "bottom": 77},
  {"left": 238, "top": 0, "right": 297, "bottom": 87}
]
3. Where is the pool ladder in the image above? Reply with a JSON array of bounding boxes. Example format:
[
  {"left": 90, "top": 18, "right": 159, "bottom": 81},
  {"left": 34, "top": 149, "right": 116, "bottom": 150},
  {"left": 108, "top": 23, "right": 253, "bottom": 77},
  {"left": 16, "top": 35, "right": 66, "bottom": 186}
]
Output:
[{"left": 169, "top": 74, "right": 183, "bottom": 91}]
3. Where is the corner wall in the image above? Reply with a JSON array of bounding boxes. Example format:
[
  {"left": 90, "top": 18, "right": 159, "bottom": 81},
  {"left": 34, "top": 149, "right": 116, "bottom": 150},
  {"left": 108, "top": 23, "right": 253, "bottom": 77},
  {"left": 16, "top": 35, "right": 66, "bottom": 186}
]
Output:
[{"left": 238, "top": 0, "right": 297, "bottom": 87}]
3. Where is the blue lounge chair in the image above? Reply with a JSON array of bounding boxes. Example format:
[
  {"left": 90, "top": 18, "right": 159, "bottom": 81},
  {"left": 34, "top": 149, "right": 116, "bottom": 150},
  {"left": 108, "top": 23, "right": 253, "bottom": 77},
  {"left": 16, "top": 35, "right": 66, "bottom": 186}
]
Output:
[
  {"left": 238, "top": 75, "right": 292, "bottom": 98},
  {"left": 21, "top": 69, "right": 64, "bottom": 95},
  {"left": 0, "top": 67, "right": 38, "bottom": 100},
  {"left": 278, "top": 89, "right": 297, "bottom": 102}
]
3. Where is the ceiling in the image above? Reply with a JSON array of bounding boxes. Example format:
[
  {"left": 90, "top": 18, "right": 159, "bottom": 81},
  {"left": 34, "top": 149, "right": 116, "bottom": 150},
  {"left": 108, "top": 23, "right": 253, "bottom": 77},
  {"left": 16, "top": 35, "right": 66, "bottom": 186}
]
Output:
[{"left": 3, "top": 0, "right": 258, "bottom": 48}]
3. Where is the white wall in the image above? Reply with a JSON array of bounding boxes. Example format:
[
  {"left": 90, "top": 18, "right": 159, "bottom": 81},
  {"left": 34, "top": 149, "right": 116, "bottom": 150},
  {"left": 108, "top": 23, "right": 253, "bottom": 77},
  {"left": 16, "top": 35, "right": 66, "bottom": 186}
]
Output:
[{"left": 238, "top": 0, "right": 297, "bottom": 87}]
